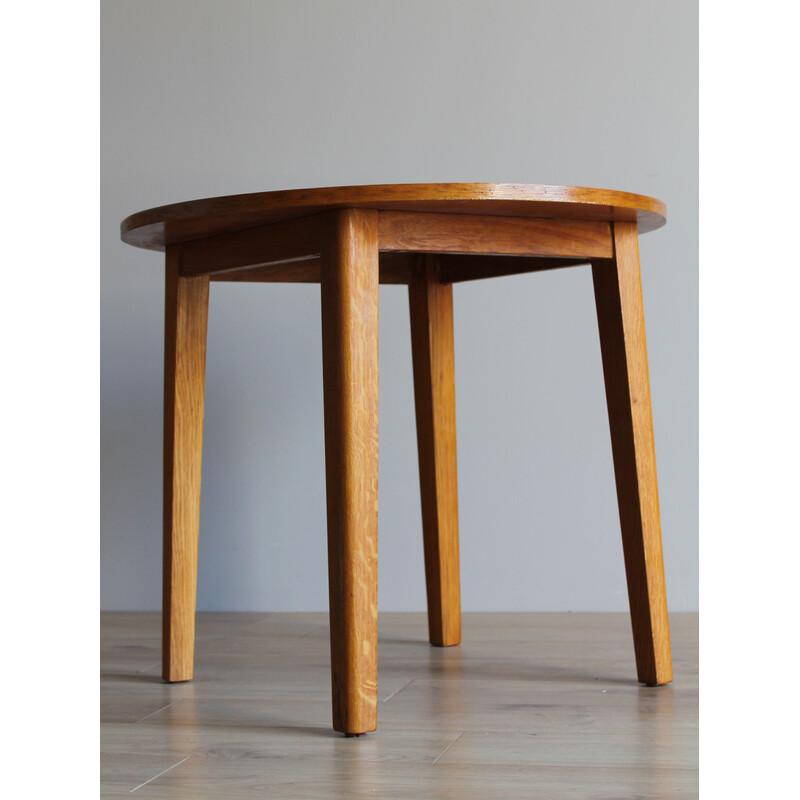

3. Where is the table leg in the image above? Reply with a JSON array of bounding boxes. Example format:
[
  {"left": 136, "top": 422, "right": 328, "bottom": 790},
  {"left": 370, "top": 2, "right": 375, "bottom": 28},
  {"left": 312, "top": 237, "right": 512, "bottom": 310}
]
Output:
[
  {"left": 320, "top": 209, "right": 380, "bottom": 734},
  {"left": 409, "top": 255, "right": 462, "bottom": 647},
  {"left": 162, "top": 245, "right": 209, "bottom": 682},
  {"left": 592, "top": 222, "right": 672, "bottom": 686}
]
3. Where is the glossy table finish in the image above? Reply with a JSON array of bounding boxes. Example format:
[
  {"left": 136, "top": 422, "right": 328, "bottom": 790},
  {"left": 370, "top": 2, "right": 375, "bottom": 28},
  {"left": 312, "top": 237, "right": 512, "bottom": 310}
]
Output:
[{"left": 121, "top": 183, "right": 672, "bottom": 735}]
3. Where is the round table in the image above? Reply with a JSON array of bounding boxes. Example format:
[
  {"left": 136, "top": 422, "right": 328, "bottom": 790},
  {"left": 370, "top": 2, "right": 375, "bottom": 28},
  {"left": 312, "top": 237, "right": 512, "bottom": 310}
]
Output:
[{"left": 121, "top": 183, "right": 672, "bottom": 735}]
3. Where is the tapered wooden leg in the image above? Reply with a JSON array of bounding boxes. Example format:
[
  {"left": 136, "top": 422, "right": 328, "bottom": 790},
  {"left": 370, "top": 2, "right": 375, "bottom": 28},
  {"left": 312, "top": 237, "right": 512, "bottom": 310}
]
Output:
[
  {"left": 320, "top": 209, "right": 380, "bottom": 734},
  {"left": 592, "top": 221, "right": 672, "bottom": 686},
  {"left": 409, "top": 255, "right": 462, "bottom": 647},
  {"left": 162, "top": 245, "right": 209, "bottom": 683}
]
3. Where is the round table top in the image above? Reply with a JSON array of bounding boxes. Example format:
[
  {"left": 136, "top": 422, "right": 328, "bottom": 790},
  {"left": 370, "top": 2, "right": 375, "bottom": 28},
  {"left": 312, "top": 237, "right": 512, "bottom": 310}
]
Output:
[{"left": 121, "top": 183, "right": 666, "bottom": 251}]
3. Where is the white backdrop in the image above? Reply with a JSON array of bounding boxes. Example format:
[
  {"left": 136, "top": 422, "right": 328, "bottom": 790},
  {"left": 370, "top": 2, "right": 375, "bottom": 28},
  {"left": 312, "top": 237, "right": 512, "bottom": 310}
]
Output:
[{"left": 101, "top": 0, "right": 697, "bottom": 612}]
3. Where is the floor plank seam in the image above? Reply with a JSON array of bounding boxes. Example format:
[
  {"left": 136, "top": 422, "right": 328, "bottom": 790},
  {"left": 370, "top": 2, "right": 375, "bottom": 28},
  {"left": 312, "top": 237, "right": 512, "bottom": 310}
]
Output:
[
  {"left": 101, "top": 613, "right": 697, "bottom": 794},
  {"left": 133, "top": 698, "right": 184, "bottom": 724},
  {"left": 432, "top": 731, "right": 464, "bottom": 764},
  {"left": 129, "top": 755, "right": 191, "bottom": 793},
  {"left": 383, "top": 679, "right": 414, "bottom": 703}
]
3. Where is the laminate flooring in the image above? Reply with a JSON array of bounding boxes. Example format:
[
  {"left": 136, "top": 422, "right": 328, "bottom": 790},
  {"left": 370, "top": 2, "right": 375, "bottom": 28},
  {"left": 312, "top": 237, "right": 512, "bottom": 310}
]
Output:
[{"left": 101, "top": 612, "right": 698, "bottom": 798}]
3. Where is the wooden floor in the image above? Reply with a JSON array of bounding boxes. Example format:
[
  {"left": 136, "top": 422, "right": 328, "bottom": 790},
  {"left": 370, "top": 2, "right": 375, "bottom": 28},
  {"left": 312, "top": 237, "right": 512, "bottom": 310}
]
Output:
[{"left": 101, "top": 612, "right": 698, "bottom": 798}]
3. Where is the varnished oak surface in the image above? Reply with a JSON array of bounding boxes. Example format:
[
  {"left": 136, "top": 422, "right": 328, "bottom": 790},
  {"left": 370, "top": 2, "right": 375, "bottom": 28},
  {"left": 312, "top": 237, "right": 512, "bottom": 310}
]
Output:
[
  {"left": 101, "top": 612, "right": 698, "bottom": 799},
  {"left": 121, "top": 183, "right": 666, "bottom": 250},
  {"left": 592, "top": 224, "right": 671, "bottom": 685},
  {"left": 120, "top": 183, "right": 674, "bottom": 740},
  {"left": 409, "top": 256, "right": 462, "bottom": 647},
  {"left": 320, "top": 210, "right": 380, "bottom": 734},
  {"left": 161, "top": 250, "right": 208, "bottom": 682}
]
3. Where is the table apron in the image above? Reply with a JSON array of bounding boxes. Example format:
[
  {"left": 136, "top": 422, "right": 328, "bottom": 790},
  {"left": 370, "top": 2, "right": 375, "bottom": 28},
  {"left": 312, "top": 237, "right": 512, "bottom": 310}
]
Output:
[
  {"left": 179, "top": 211, "right": 613, "bottom": 279},
  {"left": 378, "top": 212, "right": 612, "bottom": 260}
]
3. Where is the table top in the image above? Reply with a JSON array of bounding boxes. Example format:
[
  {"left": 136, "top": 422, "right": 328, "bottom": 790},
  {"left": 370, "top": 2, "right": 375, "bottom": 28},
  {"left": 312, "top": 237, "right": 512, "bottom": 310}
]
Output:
[{"left": 120, "top": 183, "right": 666, "bottom": 251}]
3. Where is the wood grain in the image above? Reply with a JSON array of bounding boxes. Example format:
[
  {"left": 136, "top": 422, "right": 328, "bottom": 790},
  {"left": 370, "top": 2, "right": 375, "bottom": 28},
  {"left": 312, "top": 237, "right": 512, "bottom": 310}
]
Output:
[
  {"left": 207, "top": 251, "right": 418, "bottom": 285},
  {"left": 591, "top": 222, "right": 672, "bottom": 686},
  {"left": 379, "top": 212, "right": 612, "bottom": 259},
  {"left": 439, "top": 254, "right": 589, "bottom": 283},
  {"left": 209, "top": 259, "right": 321, "bottom": 283},
  {"left": 208, "top": 253, "right": 586, "bottom": 285},
  {"left": 409, "top": 256, "right": 462, "bottom": 647},
  {"left": 121, "top": 184, "right": 674, "bottom": 728},
  {"left": 162, "top": 245, "right": 209, "bottom": 683},
  {"left": 121, "top": 183, "right": 666, "bottom": 250},
  {"left": 180, "top": 215, "right": 321, "bottom": 278},
  {"left": 320, "top": 209, "right": 380, "bottom": 734}
]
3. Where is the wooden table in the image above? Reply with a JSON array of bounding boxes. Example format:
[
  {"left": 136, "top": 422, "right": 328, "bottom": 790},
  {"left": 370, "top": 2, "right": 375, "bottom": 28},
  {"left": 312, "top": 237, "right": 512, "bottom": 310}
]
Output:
[{"left": 121, "top": 183, "right": 672, "bottom": 735}]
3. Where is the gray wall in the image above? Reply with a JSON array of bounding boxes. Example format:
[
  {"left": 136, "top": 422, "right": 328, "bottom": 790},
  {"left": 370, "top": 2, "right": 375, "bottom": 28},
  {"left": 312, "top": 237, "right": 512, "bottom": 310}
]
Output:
[{"left": 101, "top": 0, "right": 697, "bottom": 612}]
